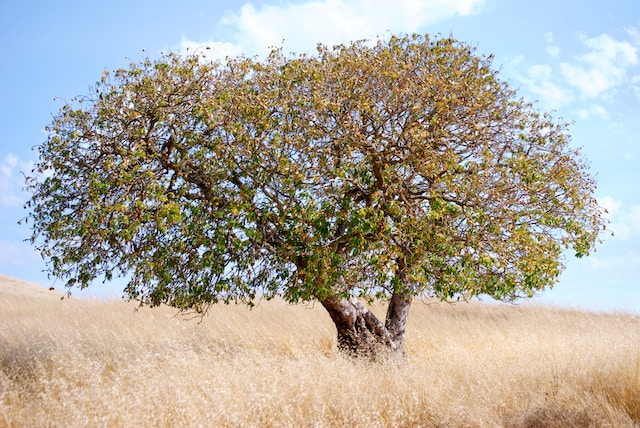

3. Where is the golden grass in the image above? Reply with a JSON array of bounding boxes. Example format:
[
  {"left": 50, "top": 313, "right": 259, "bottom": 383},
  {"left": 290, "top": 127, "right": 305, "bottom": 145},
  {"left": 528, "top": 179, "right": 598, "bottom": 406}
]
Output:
[{"left": 1, "top": 274, "right": 639, "bottom": 427}]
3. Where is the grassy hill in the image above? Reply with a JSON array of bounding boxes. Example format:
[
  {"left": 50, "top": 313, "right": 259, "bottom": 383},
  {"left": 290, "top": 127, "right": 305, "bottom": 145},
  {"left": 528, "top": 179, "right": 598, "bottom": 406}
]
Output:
[{"left": 1, "top": 274, "right": 639, "bottom": 427}]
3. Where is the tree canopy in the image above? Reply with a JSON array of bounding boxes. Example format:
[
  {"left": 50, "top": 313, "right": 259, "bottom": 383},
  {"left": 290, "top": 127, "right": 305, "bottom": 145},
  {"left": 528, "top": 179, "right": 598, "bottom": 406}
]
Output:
[{"left": 25, "top": 34, "right": 605, "bottom": 356}]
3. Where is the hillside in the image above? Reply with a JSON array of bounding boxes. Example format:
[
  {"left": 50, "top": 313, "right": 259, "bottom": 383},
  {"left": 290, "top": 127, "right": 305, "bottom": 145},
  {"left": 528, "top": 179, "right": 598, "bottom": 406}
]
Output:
[
  {"left": 1, "top": 275, "right": 639, "bottom": 427},
  {"left": 0, "top": 274, "right": 65, "bottom": 300}
]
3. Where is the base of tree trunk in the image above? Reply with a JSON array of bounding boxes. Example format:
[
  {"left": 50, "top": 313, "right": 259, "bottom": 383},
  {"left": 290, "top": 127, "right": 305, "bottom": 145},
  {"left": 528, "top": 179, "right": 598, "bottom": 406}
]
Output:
[{"left": 319, "top": 296, "right": 409, "bottom": 360}]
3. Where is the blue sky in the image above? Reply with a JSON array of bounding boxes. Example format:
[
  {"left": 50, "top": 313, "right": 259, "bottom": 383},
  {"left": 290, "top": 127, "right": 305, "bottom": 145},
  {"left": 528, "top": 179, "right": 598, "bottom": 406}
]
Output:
[{"left": 1, "top": 0, "right": 638, "bottom": 312}]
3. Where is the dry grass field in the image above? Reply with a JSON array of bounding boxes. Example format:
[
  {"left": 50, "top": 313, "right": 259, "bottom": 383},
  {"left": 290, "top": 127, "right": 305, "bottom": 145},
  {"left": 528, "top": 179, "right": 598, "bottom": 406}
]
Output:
[{"left": 1, "top": 274, "right": 639, "bottom": 427}]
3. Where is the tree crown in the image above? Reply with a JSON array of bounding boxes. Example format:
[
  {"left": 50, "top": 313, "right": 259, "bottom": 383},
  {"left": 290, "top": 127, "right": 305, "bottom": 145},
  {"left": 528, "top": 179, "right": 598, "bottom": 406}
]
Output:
[{"left": 25, "top": 34, "right": 605, "bottom": 312}]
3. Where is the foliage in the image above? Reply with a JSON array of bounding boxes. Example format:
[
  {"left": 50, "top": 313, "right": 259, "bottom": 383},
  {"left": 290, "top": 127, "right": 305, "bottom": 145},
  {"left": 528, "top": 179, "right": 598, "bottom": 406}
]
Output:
[{"left": 25, "top": 34, "right": 605, "bottom": 312}]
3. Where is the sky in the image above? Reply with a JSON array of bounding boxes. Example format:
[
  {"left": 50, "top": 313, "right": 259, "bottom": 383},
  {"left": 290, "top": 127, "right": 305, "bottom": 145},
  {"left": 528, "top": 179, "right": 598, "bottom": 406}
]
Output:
[{"left": 0, "top": 0, "right": 639, "bottom": 312}]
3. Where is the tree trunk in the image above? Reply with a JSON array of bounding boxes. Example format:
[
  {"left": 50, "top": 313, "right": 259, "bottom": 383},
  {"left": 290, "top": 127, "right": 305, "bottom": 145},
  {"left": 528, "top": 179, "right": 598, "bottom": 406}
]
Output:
[
  {"left": 385, "top": 292, "right": 412, "bottom": 355},
  {"left": 319, "top": 293, "right": 412, "bottom": 360}
]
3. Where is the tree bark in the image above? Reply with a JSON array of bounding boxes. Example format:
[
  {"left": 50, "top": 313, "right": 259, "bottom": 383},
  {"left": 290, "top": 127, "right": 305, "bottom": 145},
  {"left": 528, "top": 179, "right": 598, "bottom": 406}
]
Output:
[
  {"left": 319, "top": 293, "right": 412, "bottom": 360},
  {"left": 385, "top": 292, "right": 412, "bottom": 355}
]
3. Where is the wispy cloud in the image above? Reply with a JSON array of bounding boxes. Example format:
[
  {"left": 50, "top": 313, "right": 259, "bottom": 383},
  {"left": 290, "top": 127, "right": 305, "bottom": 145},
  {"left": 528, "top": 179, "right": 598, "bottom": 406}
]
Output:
[
  {"left": 574, "top": 104, "right": 609, "bottom": 121},
  {"left": 586, "top": 250, "right": 640, "bottom": 271},
  {"left": 572, "top": 196, "right": 640, "bottom": 276},
  {"left": 180, "top": 0, "right": 487, "bottom": 59},
  {"left": 514, "top": 29, "right": 640, "bottom": 118},
  {"left": 599, "top": 195, "right": 640, "bottom": 241},
  {"left": 0, "top": 239, "right": 40, "bottom": 267},
  {"left": 525, "top": 63, "right": 575, "bottom": 109},
  {"left": 544, "top": 31, "right": 560, "bottom": 58},
  {"left": 0, "top": 152, "right": 32, "bottom": 207},
  {"left": 560, "top": 33, "right": 638, "bottom": 99},
  {"left": 180, "top": 37, "right": 243, "bottom": 59}
]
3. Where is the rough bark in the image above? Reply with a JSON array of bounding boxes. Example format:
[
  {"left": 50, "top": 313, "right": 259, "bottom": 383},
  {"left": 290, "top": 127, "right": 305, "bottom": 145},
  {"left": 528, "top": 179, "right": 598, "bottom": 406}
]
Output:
[
  {"left": 319, "top": 293, "right": 412, "bottom": 360},
  {"left": 385, "top": 292, "right": 412, "bottom": 355}
]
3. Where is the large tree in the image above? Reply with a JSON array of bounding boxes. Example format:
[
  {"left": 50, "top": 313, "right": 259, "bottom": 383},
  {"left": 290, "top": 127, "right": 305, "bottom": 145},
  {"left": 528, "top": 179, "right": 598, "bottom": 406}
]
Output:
[{"left": 25, "top": 34, "right": 604, "bottom": 358}]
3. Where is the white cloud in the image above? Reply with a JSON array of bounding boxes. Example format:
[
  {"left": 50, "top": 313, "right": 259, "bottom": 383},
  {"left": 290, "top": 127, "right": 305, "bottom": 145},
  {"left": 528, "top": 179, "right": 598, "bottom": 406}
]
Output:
[
  {"left": 586, "top": 250, "right": 640, "bottom": 271},
  {"left": 180, "top": 37, "right": 243, "bottom": 60},
  {"left": 544, "top": 31, "right": 560, "bottom": 58},
  {"left": 180, "top": 0, "right": 487, "bottom": 59},
  {"left": 512, "top": 30, "right": 640, "bottom": 118},
  {"left": 0, "top": 239, "right": 40, "bottom": 267},
  {"left": 519, "top": 64, "right": 574, "bottom": 109},
  {"left": 546, "top": 45, "right": 560, "bottom": 58},
  {"left": 544, "top": 31, "right": 554, "bottom": 44},
  {"left": 529, "top": 63, "right": 552, "bottom": 80},
  {"left": 599, "top": 196, "right": 640, "bottom": 240},
  {"left": 560, "top": 33, "right": 638, "bottom": 99},
  {"left": 599, "top": 195, "right": 621, "bottom": 218},
  {"left": 574, "top": 104, "right": 609, "bottom": 121},
  {"left": 634, "top": 85, "right": 640, "bottom": 102},
  {"left": 625, "top": 25, "right": 640, "bottom": 48},
  {"left": 0, "top": 152, "right": 33, "bottom": 207},
  {"left": 531, "top": 80, "right": 574, "bottom": 110}
]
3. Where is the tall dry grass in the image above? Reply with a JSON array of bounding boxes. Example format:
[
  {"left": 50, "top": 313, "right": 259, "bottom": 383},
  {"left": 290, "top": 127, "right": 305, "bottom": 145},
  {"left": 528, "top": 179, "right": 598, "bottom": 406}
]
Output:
[{"left": 1, "top": 274, "right": 639, "bottom": 427}]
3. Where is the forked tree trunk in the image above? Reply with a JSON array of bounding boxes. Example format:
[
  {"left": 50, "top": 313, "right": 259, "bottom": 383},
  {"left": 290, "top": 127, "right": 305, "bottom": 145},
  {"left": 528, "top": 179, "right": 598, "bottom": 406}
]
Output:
[{"left": 320, "top": 293, "right": 412, "bottom": 359}]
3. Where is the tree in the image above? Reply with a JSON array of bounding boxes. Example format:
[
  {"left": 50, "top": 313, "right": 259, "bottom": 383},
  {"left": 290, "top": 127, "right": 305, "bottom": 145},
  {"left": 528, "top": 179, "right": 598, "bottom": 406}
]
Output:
[{"left": 25, "top": 34, "right": 605, "bottom": 358}]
